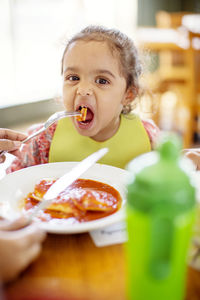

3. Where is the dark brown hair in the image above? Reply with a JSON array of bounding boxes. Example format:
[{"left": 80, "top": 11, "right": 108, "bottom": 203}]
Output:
[{"left": 61, "top": 25, "right": 143, "bottom": 114}]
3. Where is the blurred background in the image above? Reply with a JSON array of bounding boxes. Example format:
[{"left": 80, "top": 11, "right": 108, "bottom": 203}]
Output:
[{"left": 0, "top": 0, "right": 199, "bottom": 148}]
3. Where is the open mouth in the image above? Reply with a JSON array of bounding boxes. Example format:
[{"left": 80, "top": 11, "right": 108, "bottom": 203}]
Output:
[{"left": 76, "top": 106, "right": 94, "bottom": 124}]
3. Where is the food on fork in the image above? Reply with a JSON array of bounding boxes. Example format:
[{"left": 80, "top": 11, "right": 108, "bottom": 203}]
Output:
[
  {"left": 76, "top": 107, "right": 87, "bottom": 122},
  {"left": 23, "top": 178, "right": 122, "bottom": 222}
]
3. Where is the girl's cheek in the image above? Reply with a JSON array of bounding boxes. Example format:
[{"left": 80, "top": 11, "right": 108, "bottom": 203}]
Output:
[
  {"left": 62, "top": 95, "right": 69, "bottom": 110},
  {"left": 63, "top": 88, "right": 76, "bottom": 109},
  {"left": 63, "top": 98, "right": 73, "bottom": 111}
]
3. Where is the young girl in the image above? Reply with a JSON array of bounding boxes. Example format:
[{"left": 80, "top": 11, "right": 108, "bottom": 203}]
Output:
[{"left": 7, "top": 25, "right": 160, "bottom": 172}]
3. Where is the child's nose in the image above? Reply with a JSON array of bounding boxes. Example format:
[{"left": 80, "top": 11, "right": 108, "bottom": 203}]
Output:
[{"left": 76, "top": 87, "right": 93, "bottom": 96}]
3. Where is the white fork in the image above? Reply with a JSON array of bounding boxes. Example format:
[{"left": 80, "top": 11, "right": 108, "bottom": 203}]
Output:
[{"left": 0, "top": 110, "right": 81, "bottom": 157}]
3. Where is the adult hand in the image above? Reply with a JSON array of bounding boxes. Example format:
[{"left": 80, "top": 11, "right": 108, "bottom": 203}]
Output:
[
  {"left": 0, "top": 217, "right": 46, "bottom": 282},
  {"left": 182, "top": 148, "right": 200, "bottom": 171},
  {"left": 0, "top": 128, "right": 27, "bottom": 163}
]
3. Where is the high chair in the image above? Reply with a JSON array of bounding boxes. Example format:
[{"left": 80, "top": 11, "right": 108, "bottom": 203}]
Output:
[
  {"left": 155, "top": 11, "right": 190, "bottom": 77},
  {"left": 142, "top": 12, "right": 200, "bottom": 148},
  {"left": 156, "top": 11, "right": 191, "bottom": 29},
  {"left": 183, "top": 15, "right": 200, "bottom": 145}
]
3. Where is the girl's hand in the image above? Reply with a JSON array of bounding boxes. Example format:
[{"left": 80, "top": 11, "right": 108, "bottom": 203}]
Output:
[
  {"left": 182, "top": 149, "right": 200, "bottom": 171},
  {"left": 0, "top": 217, "right": 46, "bottom": 282},
  {"left": 0, "top": 129, "right": 27, "bottom": 163}
]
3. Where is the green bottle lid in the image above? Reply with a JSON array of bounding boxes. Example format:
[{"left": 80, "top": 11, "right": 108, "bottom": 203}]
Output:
[{"left": 127, "top": 135, "right": 196, "bottom": 215}]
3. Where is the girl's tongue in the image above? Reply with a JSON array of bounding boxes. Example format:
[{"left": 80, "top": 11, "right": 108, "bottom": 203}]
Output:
[{"left": 84, "top": 108, "right": 93, "bottom": 122}]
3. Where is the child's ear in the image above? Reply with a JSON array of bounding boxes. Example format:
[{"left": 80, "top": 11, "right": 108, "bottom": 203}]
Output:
[{"left": 122, "top": 86, "right": 138, "bottom": 106}]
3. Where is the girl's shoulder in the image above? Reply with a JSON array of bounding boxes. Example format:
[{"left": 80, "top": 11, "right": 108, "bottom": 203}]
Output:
[{"left": 141, "top": 119, "right": 160, "bottom": 149}]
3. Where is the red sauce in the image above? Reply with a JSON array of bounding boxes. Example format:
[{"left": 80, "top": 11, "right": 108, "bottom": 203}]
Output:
[{"left": 24, "top": 178, "right": 122, "bottom": 222}]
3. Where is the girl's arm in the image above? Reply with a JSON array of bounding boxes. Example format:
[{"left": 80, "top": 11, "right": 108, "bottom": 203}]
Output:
[
  {"left": 142, "top": 119, "right": 160, "bottom": 149},
  {"left": 6, "top": 123, "right": 57, "bottom": 173}
]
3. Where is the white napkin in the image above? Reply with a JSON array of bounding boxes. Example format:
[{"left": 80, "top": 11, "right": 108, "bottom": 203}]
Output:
[{"left": 89, "top": 221, "right": 127, "bottom": 247}]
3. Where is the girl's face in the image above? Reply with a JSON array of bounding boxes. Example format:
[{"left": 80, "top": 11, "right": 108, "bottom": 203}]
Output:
[{"left": 62, "top": 40, "right": 132, "bottom": 142}]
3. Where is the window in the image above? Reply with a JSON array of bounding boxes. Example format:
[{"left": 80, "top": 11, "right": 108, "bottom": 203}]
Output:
[{"left": 0, "top": 0, "right": 137, "bottom": 107}]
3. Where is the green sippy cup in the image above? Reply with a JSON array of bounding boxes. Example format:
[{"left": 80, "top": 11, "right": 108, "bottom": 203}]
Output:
[{"left": 126, "top": 135, "right": 196, "bottom": 300}]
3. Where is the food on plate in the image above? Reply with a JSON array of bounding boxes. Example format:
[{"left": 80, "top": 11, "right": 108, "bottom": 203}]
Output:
[{"left": 23, "top": 178, "right": 122, "bottom": 222}]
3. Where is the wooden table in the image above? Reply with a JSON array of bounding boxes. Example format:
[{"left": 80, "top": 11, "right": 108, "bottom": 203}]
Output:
[
  {"left": 3, "top": 233, "right": 125, "bottom": 300},
  {"left": 2, "top": 233, "right": 200, "bottom": 300}
]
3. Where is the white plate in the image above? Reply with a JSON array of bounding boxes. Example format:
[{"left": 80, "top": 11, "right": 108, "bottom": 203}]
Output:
[{"left": 0, "top": 162, "right": 128, "bottom": 234}]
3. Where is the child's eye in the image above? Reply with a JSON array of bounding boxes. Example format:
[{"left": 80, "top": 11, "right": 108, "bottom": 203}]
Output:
[
  {"left": 65, "top": 75, "right": 79, "bottom": 81},
  {"left": 96, "top": 78, "right": 109, "bottom": 85}
]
